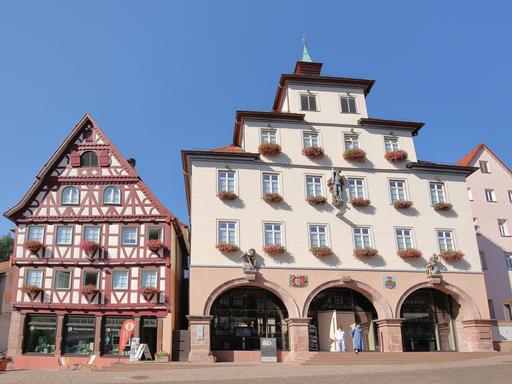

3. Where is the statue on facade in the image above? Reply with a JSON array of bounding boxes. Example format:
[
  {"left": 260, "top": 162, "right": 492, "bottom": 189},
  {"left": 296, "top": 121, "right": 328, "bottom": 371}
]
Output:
[
  {"left": 241, "top": 248, "right": 257, "bottom": 273},
  {"left": 426, "top": 254, "right": 441, "bottom": 275},
  {"left": 328, "top": 169, "right": 345, "bottom": 206}
]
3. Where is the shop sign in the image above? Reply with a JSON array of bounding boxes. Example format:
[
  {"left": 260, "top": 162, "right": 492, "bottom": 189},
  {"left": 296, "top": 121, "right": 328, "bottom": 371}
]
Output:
[
  {"left": 383, "top": 275, "right": 396, "bottom": 289},
  {"left": 289, "top": 274, "right": 308, "bottom": 288},
  {"left": 118, "top": 319, "right": 136, "bottom": 356},
  {"left": 260, "top": 337, "right": 277, "bottom": 363},
  {"left": 129, "top": 337, "right": 140, "bottom": 362}
]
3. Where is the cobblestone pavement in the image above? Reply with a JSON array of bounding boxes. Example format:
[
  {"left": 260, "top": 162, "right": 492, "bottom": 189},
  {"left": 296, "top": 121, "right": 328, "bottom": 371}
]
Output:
[{"left": 1, "top": 355, "right": 511, "bottom": 384}]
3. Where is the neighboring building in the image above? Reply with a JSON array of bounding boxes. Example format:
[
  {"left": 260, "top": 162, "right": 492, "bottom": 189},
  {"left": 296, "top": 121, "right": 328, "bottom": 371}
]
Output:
[
  {"left": 457, "top": 143, "right": 512, "bottom": 351},
  {"left": 4, "top": 114, "right": 188, "bottom": 369},
  {"left": 182, "top": 53, "right": 494, "bottom": 362},
  {"left": 0, "top": 260, "right": 13, "bottom": 353}
]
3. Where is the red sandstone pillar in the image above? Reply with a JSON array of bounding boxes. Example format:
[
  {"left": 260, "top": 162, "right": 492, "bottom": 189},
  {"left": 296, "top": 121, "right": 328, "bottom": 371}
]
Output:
[
  {"left": 461, "top": 319, "right": 494, "bottom": 352},
  {"left": 285, "top": 318, "right": 311, "bottom": 363},
  {"left": 93, "top": 315, "right": 102, "bottom": 355},
  {"left": 54, "top": 314, "right": 64, "bottom": 355},
  {"left": 375, "top": 318, "right": 404, "bottom": 352},
  {"left": 187, "top": 315, "right": 216, "bottom": 362}
]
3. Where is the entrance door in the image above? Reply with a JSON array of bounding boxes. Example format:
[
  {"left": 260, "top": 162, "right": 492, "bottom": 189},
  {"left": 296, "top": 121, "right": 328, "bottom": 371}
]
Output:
[
  {"left": 402, "top": 315, "right": 437, "bottom": 351},
  {"left": 317, "top": 311, "right": 336, "bottom": 351},
  {"left": 140, "top": 317, "right": 158, "bottom": 359}
]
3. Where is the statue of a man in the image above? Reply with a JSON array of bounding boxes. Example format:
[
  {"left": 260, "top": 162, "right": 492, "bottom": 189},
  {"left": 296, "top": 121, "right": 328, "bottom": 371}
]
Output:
[
  {"left": 328, "top": 170, "right": 345, "bottom": 206},
  {"left": 241, "top": 248, "right": 257, "bottom": 272},
  {"left": 426, "top": 254, "right": 440, "bottom": 275}
]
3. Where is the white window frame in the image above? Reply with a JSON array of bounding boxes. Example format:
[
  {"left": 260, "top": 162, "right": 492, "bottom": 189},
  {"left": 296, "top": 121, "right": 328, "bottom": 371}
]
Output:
[
  {"left": 479, "top": 160, "right": 490, "bottom": 173},
  {"left": 308, "top": 224, "right": 329, "bottom": 248},
  {"left": 54, "top": 270, "right": 72, "bottom": 290},
  {"left": 26, "top": 269, "right": 43, "bottom": 288},
  {"left": 389, "top": 179, "right": 407, "bottom": 202},
  {"left": 121, "top": 227, "right": 139, "bottom": 246},
  {"left": 217, "top": 220, "right": 238, "bottom": 245},
  {"left": 260, "top": 128, "right": 278, "bottom": 145},
  {"left": 343, "top": 133, "right": 360, "bottom": 150},
  {"left": 384, "top": 136, "right": 400, "bottom": 152},
  {"left": 263, "top": 222, "right": 284, "bottom": 246},
  {"left": 353, "top": 226, "right": 372, "bottom": 249},
  {"left": 61, "top": 186, "right": 80, "bottom": 205},
  {"left": 83, "top": 226, "right": 101, "bottom": 243},
  {"left": 395, "top": 228, "right": 414, "bottom": 250},
  {"left": 347, "top": 177, "right": 366, "bottom": 199},
  {"left": 305, "top": 175, "right": 324, "bottom": 198},
  {"left": 299, "top": 93, "right": 319, "bottom": 112},
  {"left": 468, "top": 187, "right": 474, "bottom": 201},
  {"left": 430, "top": 182, "right": 447, "bottom": 205},
  {"left": 339, "top": 96, "right": 357, "bottom": 114},
  {"left": 27, "top": 226, "right": 45, "bottom": 242},
  {"left": 55, "top": 226, "right": 73, "bottom": 245},
  {"left": 217, "top": 169, "right": 236, "bottom": 194},
  {"left": 485, "top": 189, "right": 496, "bottom": 202},
  {"left": 506, "top": 254, "right": 512, "bottom": 271},
  {"left": 302, "top": 131, "right": 320, "bottom": 148},
  {"left": 498, "top": 220, "right": 510, "bottom": 237},
  {"left": 436, "top": 229, "right": 456, "bottom": 253},
  {"left": 141, "top": 270, "right": 158, "bottom": 288},
  {"left": 112, "top": 270, "right": 129, "bottom": 290},
  {"left": 262, "top": 172, "right": 280, "bottom": 195},
  {"left": 103, "top": 186, "right": 121, "bottom": 205}
]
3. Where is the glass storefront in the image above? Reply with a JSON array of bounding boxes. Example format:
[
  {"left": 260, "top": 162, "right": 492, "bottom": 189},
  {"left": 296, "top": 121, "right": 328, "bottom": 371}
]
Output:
[
  {"left": 62, "top": 315, "right": 95, "bottom": 355},
  {"left": 23, "top": 314, "right": 57, "bottom": 354},
  {"left": 401, "top": 288, "right": 459, "bottom": 352},
  {"left": 210, "top": 287, "right": 289, "bottom": 351},
  {"left": 102, "top": 316, "right": 133, "bottom": 355}
]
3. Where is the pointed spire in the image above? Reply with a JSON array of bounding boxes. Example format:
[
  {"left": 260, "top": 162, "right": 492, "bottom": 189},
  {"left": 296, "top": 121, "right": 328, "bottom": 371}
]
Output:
[{"left": 301, "top": 36, "right": 313, "bottom": 62}]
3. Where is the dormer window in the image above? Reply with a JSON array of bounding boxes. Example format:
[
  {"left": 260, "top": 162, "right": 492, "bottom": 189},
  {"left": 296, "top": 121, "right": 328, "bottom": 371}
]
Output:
[
  {"left": 103, "top": 186, "right": 121, "bottom": 205},
  {"left": 300, "top": 94, "right": 318, "bottom": 112},
  {"left": 340, "top": 96, "right": 357, "bottom": 114},
  {"left": 80, "top": 151, "right": 98, "bottom": 167},
  {"left": 62, "top": 186, "right": 80, "bottom": 205}
]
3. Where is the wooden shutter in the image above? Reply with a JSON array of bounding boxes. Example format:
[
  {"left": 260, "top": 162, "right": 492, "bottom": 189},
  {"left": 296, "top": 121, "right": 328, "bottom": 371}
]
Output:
[
  {"left": 70, "top": 151, "right": 80, "bottom": 167},
  {"left": 99, "top": 149, "right": 110, "bottom": 167}
]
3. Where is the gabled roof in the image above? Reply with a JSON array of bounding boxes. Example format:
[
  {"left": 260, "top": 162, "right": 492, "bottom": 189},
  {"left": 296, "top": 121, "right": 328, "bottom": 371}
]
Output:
[
  {"left": 457, "top": 143, "right": 512, "bottom": 176},
  {"left": 4, "top": 113, "right": 175, "bottom": 222}
]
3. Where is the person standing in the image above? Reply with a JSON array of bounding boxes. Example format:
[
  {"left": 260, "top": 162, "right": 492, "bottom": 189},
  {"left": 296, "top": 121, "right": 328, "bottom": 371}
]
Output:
[
  {"left": 334, "top": 327, "right": 345, "bottom": 352},
  {"left": 350, "top": 324, "right": 364, "bottom": 354}
]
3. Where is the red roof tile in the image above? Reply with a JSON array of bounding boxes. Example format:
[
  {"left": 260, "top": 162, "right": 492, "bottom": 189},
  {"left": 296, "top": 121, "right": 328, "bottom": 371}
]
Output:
[
  {"left": 457, "top": 143, "right": 512, "bottom": 175},
  {"left": 211, "top": 145, "right": 245, "bottom": 153}
]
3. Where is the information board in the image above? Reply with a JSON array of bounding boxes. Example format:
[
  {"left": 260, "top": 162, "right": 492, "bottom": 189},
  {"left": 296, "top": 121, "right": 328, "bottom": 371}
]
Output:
[{"left": 260, "top": 337, "right": 277, "bottom": 363}]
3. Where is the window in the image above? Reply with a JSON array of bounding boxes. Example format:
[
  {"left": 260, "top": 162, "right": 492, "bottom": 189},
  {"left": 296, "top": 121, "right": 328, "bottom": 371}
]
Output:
[
  {"left": 27, "top": 226, "right": 44, "bottom": 242},
  {"left": 141, "top": 270, "right": 158, "bottom": 288},
  {"left": 262, "top": 173, "right": 280, "bottom": 194},
  {"left": 389, "top": 180, "right": 407, "bottom": 202},
  {"left": 479, "top": 160, "right": 489, "bottom": 173},
  {"left": 509, "top": 191, "right": 512, "bottom": 203},
  {"left": 112, "top": 270, "right": 129, "bottom": 290},
  {"left": 80, "top": 151, "right": 98, "bottom": 167},
  {"left": 103, "top": 186, "right": 121, "bottom": 204},
  {"left": 344, "top": 134, "right": 360, "bottom": 150},
  {"left": 488, "top": 300, "right": 496, "bottom": 319},
  {"left": 499, "top": 220, "right": 510, "bottom": 237},
  {"left": 395, "top": 228, "right": 413, "bottom": 250},
  {"left": 479, "top": 251, "right": 488, "bottom": 270},
  {"left": 62, "top": 316, "right": 95, "bottom": 355},
  {"left": 340, "top": 96, "right": 357, "bottom": 113},
  {"left": 147, "top": 226, "right": 163, "bottom": 241},
  {"left": 23, "top": 315, "right": 57, "bottom": 354},
  {"left": 309, "top": 225, "right": 328, "bottom": 248},
  {"left": 26, "top": 269, "right": 43, "bottom": 287},
  {"left": 506, "top": 254, "right": 512, "bottom": 270},
  {"left": 300, "top": 94, "right": 318, "bottom": 111},
  {"left": 62, "top": 186, "right": 79, "bottom": 205},
  {"left": 437, "top": 230, "right": 455, "bottom": 252},
  {"left": 347, "top": 178, "right": 365, "bottom": 199},
  {"left": 102, "top": 316, "right": 133, "bottom": 355},
  {"left": 260, "top": 129, "right": 277, "bottom": 144},
  {"left": 83, "top": 226, "right": 100, "bottom": 242},
  {"left": 485, "top": 189, "right": 497, "bottom": 202},
  {"left": 505, "top": 304, "right": 512, "bottom": 321},
  {"left": 354, "top": 227, "right": 371, "bottom": 249},
  {"left": 218, "top": 170, "right": 236, "bottom": 193},
  {"left": 218, "top": 221, "right": 237, "bottom": 245},
  {"left": 473, "top": 217, "right": 480, "bottom": 233},
  {"left": 468, "top": 187, "right": 473, "bottom": 201},
  {"left": 384, "top": 137, "right": 400, "bottom": 152},
  {"left": 56, "top": 226, "right": 73, "bottom": 245},
  {"left": 303, "top": 131, "right": 319, "bottom": 148},
  {"left": 82, "top": 271, "right": 99, "bottom": 288},
  {"left": 305, "top": 176, "right": 323, "bottom": 197},
  {"left": 264, "top": 223, "right": 283, "bottom": 246},
  {"left": 54, "top": 270, "right": 72, "bottom": 290},
  {"left": 430, "top": 182, "right": 446, "bottom": 204},
  {"left": 122, "top": 227, "right": 138, "bottom": 245}
]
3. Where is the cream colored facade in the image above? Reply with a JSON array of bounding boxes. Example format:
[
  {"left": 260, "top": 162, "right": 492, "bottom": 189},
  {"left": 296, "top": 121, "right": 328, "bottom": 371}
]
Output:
[{"left": 183, "top": 60, "right": 494, "bottom": 362}]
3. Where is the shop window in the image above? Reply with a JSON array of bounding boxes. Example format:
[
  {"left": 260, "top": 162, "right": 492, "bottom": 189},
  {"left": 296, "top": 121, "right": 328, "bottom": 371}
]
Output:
[
  {"left": 23, "top": 314, "right": 57, "bottom": 354},
  {"left": 102, "top": 316, "right": 133, "bottom": 355},
  {"left": 62, "top": 315, "right": 95, "bottom": 355}
]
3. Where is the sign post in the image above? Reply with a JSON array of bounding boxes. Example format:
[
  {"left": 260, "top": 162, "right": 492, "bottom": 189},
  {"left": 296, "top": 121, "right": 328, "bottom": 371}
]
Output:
[{"left": 260, "top": 337, "right": 277, "bottom": 363}]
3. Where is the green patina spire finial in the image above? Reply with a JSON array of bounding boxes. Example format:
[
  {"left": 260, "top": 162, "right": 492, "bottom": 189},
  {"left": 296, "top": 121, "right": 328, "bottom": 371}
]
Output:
[{"left": 301, "top": 36, "right": 312, "bottom": 62}]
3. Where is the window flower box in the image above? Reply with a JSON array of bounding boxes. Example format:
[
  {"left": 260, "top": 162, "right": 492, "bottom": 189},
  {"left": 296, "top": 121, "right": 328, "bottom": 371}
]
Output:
[
  {"left": 80, "top": 284, "right": 100, "bottom": 302},
  {"left": 218, "top": 191, "right": 238, "bottom": 201},
  {"left": 385, "top": 150, "right": 408, "bottom": 163},
  {"left": 215, "top": 243, "right": 239, "bottom": 254},
  {"left": 440, "top": 250, "right": 464, "bottom": 262},
  {"left": 263, "top": 244, "right": 285, "bottom": 255},
  {"left": 0, "top": 356, "right": 13, "bottom": 372},
  {"left": 434, "top": 202, "right": 453, "bottom": 211},
  {"left": 80, "top": 240, "right": 100, "bottom": 258},
  {"left": 393, "top": 200, "right": 413, "bottom": 209},
  {"left": 23, "top": 240, "right": 44, "bottom": 253},
  {"left": 302, "top": 146, "right": 324, "bottom": 159},
  {"left": 310, "top": 246, "right": 333, "bottom": 257},
  {"left": 154, "top": 351, "right": 170, "bottom": 362},
  {"left": 397, "top": 248, "right": 423, "bottom": 258},
  {"left": 22, "top": 284, "right": 43, "bottom": 301},
  {"left": 354, "top": 248, "right": 378, "bottom": 258},
  {"left": 147, "top": 239, "right": 164, "bottom": 252},
  {"left": 350, "top": 197, "right": 371, "bottom": 207},
  {"left": 343, "top": 148, "right": 366, "bottom": 162},
  {"left": 140, "top": 286, "right": 160, "bottom": 302},
  {"left": 258, "top": 143, "right": 281, "bottom": 156},
  {"left": 263, "top": 192, "right": 283, "bottom": 203},
  {"left": 307, "top": 195, "right": 327, "bottom": 205}
]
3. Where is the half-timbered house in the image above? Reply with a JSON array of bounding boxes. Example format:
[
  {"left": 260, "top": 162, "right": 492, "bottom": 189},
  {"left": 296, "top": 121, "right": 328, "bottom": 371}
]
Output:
[{"left": 4, "top": 114, "right": 188, "bottom": 369}]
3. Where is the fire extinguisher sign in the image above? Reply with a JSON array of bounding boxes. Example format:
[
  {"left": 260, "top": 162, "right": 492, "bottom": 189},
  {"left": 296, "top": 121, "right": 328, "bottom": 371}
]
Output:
[{"left": 118, "top": 319, "right": 136, "bottom": 356}]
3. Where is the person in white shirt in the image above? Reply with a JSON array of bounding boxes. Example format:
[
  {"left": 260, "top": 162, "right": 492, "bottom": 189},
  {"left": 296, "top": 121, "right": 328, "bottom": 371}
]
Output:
[{"left": 334, "top": 327, "right": 345, "bottom": 352}]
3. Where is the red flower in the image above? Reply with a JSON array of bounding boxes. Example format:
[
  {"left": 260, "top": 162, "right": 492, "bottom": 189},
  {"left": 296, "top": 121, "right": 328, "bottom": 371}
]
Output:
[
  {"left": 80, "top": 284, "right": 100, "bottom": 295},
  {"left": 307, "top": 196, "right": 327, "bottom": 205},
  {"left": 397, "top": 248, "right": 423, "bottom": 258},
  {"left": 23, "top": 240, "right": 44, "bottom": 252},
  {"left": 215, "top": 243, "right": 239, "bottom": 253},
  {"left": 22, "top": 284, "right": 42, "bottom": 295},
  {"left": 147, "top": 239, "right": 164, "bottom": 252},
  {"left": 80, "top": 240, "right": 100, "bottom": 256},
  {"left": 350, "top": 197, "right": 371, "bottom": 207},
  {"left": 218, "top": 191, "right": 238, "bottom": 201},
  {"left": 434, "top": 202, "right": 453, "bottom": 211},
  {"left": 385, "top": 150, "right": 408, "bottom": 162},
  {"left": 394, "top": 200, "right": 413, "bottom": 209},
  {"left": 263, "top": 192, "right": 283, "bottom": 203},
  {"left": 140, "top": 286, "right": 160, "bottom": 301},
  {"left": 258, "top": 143, "right": 281, "bottom": 156},
  {"left": 263, "top": 244, "right": 285, "bottom": 255},
  {"left": 302, "top": 146, "right": 324, "bottom": 159},
  {"left": 354, "top": 248, "right": 378, "bottom": 257},
  {"left": 440, "top": 250, "right": 464, "bottom": 262},
  {"left": 310, "top": 246, "right": 333, "bottom": 257},
  {"left": 343, "top": 148, "right": 366, "bottom": 161}
]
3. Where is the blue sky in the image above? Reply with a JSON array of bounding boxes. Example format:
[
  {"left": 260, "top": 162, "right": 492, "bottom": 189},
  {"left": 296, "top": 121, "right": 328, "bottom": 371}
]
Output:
[{"left": 1, "top": 1, "right": 511, "bottom": 234}]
